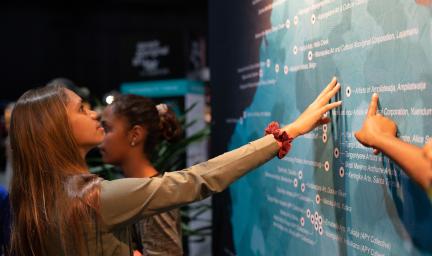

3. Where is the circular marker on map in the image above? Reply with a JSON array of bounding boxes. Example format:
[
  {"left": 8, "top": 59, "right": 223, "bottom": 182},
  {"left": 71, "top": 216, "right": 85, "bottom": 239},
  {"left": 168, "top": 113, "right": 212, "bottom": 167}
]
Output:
[
  {"left": 322, "top": 133, "right": 328, "bottom": 143},
  {"left": 346, "top": 86, "right": 352, "bottom": 97},
  {"left": 308, "top": 51, "right": 313, "bottom": 61},
  {"left": 314, "top": 222, "right": 319, "bottom": 231},
  {"left": 323, "top": 124, "right": 328, "bottom": 133},
  {"left": 275, "top": 64, "right": 280, "bottom": 73},
  {"left": 294, "top": 178, "right": 298, "bottom": 188},
  {"left": 285, "top": 19, "right": 291, "bottom": 29},
  {"left": 314, "top": 212, "right": 319, "bottom": 220},
  {"left": 339, "top": 166, "right": 345, "bottom": 178},
  {"left": 311, "top": 14, "right": 316, "bottom": 25},
  {"left": 306, "top": 209, "right": 311, "bottom": 218},
  {"left": 324, "top": 161, "right": 330, "bottom": 172},
  {"left": 266, "top": 59, "right": 271, "bottom": 68},
  {"left": 284, "top": 65, "right": 289, "bottom": 74},
  {"left": 300, "top": 217, "right": 305, "bottom": 226},
  {"left": 334, "top": 147, "right": 340, "bottom": 158},
  {"left": 311, "top": 215, "right": 315, "bottom": 224},
  {"left": 323, "top": 111, "right": 329, "bottom": 118},
  {"left": 293, "top": 45, "right": 298, "bottom": 55},
  {"left": 301, "top": 183, "right": 306, "bottom": 192},
  {"left": 319, "top": 226, "right": 324, "bottom": 235},
  {"left": 259, "top": 69, "right": 264, "bottom": 78},
  {"left": 298, "top": 170, "right": 303, "bottom": 179},
  {"left": 294, "top": 16, "right": 299, "bottom": 26},
  {"left": 318, "top": 215, "right": 323, "bottom": 225},
  {"left": 316, "top": 194, "right": 321, "bottom": 204}
]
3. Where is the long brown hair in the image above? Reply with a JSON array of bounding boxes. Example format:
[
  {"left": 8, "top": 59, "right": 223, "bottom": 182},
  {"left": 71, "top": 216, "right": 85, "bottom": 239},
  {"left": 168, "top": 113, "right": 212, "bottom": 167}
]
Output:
[{"left": 9, "top": 85, "right": 101, "bottom": 255}]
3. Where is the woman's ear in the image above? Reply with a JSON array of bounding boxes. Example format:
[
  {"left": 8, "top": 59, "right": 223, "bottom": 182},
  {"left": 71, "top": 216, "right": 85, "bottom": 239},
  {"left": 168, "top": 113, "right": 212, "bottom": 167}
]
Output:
[{"left": 128, "top": 125, "right": 148, "bottom": 147}]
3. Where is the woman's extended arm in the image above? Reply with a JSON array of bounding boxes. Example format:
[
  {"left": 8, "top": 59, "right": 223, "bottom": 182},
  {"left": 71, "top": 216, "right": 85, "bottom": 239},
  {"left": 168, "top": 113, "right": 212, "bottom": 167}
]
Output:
[{"left": 100, "top": 78, "right": 342, "bottom": 229}]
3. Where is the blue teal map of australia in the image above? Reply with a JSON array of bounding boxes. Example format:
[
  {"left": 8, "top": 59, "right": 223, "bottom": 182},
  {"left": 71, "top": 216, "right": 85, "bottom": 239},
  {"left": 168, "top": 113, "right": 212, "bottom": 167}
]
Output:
[{"left": 211, "top": 0, "right": 432, "bottom": 255}]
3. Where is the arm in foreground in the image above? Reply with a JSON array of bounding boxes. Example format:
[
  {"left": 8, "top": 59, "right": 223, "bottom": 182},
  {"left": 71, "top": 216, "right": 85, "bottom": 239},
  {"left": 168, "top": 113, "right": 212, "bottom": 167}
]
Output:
[{"left": 101, "top": 78, "right": 343, "bottom": 229}]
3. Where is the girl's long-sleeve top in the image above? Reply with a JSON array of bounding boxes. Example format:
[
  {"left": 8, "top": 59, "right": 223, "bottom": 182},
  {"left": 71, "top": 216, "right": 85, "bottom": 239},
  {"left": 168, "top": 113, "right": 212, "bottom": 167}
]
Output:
[{"left": 47, "top": 135, "right": 279, "bottom": 255}]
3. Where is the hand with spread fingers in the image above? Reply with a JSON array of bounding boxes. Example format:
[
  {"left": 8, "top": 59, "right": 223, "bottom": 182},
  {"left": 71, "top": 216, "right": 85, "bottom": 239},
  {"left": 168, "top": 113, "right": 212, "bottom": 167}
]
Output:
[{"left": 283, "top": 77, "right": 342, "bottom": 138}]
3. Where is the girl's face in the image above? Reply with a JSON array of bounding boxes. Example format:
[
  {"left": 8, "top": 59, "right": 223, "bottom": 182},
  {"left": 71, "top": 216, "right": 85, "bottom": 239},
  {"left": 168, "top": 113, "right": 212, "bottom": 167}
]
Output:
[
  {"left": 98, "top": 105, "right": 132, "bottom": 165},
  {"left": 65, "top": 89, "right": 105, "bottom": 154}
]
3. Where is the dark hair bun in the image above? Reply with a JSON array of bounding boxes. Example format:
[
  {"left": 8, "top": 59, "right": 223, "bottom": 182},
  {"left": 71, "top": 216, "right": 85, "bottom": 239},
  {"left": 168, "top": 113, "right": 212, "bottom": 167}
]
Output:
[
  {"left": 158, "top": 107, "right": 182, "bottom": 142},
  {"left": 112, "top": 95, "right": 182, "bottom": 157}
]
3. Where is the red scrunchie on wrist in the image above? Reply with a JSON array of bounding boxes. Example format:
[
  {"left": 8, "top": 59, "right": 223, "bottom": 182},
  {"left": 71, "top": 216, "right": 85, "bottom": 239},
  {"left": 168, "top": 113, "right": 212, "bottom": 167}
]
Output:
[{"left": 265, "top": 121, "right": 294, "bottom": 159}]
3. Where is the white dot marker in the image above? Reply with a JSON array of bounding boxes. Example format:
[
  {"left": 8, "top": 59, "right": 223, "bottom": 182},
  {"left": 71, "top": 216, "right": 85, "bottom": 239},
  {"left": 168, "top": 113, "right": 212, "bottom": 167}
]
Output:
[
  {"left": 346, "top": 86, "right": 352, "bottom": 97},
  {"left": 306, "top": 209, "right": 311, "bottom": 218},
  {"left": 284, "top": 65, "right": 289, "bottom": 74},
  {"left": 300, "top": 217, "right": 305, "bottom": 226},
  {"left": 294, "top": 16, "right": 299, "bottom": 26},
  {"left": 301, "top": 183, "right": 306, "bottom": 192},
  {"left": 298, "top": 170, "right": 303, "bottom": 180},
  {"left": 323, "top": 111, "right": 329, "bottom": 118},
  {"left": 324, "top": 161, "right": 330, "bottom": 172},
  {"left": 294, "top": 178, "right": 298, "bottom": 188},
  {"left": 285, "top": 19, "right": 291, "bottom": 29},
  {"left": 319, "top": 226, "right": 324, "bottom": 235},
  {"left": 266, "top": 59, "right": 271, "bottom": 68},
  {"left": 316, "top": 194, "right": 321, "bottom": 204},
  {"left": 314, "top": 212, "right": 319, "bottom": 220},
  {"left": 311, "top": 14, "right": 316, "bottom": 25},
  {"left": 275, "top": 64, "right": 280, "bottom": 73},
  {"left": 293, "top": 45, "right": 298, "bottom": 55},
  {"left": 339, "top": 166, "right": 345, "bottom": 178},
  {"left": 311, "top": 215, "right": 315, "bottom": 224},
  {"left": 323, "top": 124, "right": 328, "bottom": 133},
  {"left": 322, "top": 133, "right": 328, "bottom": 143},
  {"left": 334, "top": 147, "right": 340, "bottom": 158},
  {"left": 314, "top": 222, "right": 319, "bottom": 231},
  {"left": 308, "top": 51, "right": 313, "bottom": 61},
  {"left": 318, "top": 215, "right": 323, "bottom": 225}
]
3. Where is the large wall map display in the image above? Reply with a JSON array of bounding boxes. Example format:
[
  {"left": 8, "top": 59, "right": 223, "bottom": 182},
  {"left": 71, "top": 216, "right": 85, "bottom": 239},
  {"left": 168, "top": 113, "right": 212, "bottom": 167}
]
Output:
[{"left": 209, "top": 0, "right": 432, "bottom": 255}]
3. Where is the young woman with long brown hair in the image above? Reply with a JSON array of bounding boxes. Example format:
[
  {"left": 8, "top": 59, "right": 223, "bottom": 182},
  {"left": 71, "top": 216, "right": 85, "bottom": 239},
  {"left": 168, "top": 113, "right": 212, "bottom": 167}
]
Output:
[{"left": 9, "top": 78, "right": 342, "bottom": 255}]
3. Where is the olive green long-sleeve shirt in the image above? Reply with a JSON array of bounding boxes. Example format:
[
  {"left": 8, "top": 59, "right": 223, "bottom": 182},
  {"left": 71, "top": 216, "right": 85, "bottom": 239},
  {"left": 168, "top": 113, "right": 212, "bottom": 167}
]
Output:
[{"left": 52, "top": 135, "right": 279, "bottom": 255}]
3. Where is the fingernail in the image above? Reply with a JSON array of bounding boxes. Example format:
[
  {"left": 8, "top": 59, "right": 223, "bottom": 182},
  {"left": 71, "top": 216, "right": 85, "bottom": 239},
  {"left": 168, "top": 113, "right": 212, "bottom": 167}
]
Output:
[
  {"left": 373, "top": 93, "right": 378, "bottom": 98},
  {"left": 333, "top": 76, "right": 337, "bottom": 81},
  {"left": 336, "top": 83, "right": 341, "bottom": 87}
]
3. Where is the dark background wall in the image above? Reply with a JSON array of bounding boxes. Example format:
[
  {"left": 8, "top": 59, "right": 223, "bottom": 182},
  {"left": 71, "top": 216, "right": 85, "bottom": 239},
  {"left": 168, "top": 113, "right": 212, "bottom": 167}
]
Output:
[{"left": 0, "top": 0, "right": 208, "bottom": 101}]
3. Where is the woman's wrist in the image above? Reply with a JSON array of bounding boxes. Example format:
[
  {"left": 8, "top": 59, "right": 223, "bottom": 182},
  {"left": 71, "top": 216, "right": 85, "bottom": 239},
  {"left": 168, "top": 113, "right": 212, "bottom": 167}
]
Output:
[
  {"left": 370, "top": 132, "right": 397, "bottom": 151},
  {"left": 281, "top": 124, "right": 299, "bottom": 139},
  {"left": 265, "top": 122, "right": 295, "bottom": 159}
]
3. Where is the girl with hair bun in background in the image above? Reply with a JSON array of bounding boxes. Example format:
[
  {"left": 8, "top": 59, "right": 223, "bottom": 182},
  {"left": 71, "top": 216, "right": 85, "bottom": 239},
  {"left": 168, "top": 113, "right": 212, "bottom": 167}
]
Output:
[{"left": 99, "top": 95, "right": 183, "bottom": 256}]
